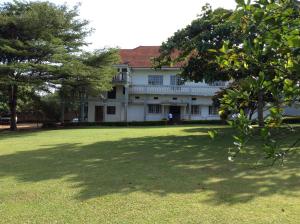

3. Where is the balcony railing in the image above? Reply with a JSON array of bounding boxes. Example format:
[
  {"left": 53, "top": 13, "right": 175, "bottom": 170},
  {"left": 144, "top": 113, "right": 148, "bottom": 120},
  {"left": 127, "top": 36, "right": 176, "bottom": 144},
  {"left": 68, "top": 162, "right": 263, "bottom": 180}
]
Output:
[
  {"left": 129, "top": 85, "right": 223, "bottom": 96},
  {"left": 112, "top": 72, "right": 129, "bottom": 83}
]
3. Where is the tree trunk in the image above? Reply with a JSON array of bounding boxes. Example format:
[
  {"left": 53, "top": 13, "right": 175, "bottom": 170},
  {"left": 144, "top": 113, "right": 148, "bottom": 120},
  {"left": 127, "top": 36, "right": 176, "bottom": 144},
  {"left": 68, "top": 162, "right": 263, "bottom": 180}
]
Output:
[
  {"left": 257, "top": 89, "right": 264, "bottom": 127},
  {"left": 249, "top": 109, "right": 255, "bottom": 121},
  {"left": 8, "top": 84, "right": 18, "bottom": 131},
  {"left": 80, "top": 100, "right": 85, "bottom": 122},
  {"left": 60, "top": 96, "right": 65, "bottom": 125}
]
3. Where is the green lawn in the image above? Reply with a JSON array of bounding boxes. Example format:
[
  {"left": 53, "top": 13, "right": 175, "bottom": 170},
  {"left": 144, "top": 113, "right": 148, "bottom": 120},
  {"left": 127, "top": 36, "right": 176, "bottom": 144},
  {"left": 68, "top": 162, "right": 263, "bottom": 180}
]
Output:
[{"left": 0, "top": 125, "right": 299, "bottom": 224}]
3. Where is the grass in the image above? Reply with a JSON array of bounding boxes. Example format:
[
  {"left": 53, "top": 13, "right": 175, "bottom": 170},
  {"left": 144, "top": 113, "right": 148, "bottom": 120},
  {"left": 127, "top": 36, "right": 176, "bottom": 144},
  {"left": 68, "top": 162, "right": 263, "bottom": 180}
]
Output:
[{"left": 0, "top": 125, "right": 299, "bottom": 224}]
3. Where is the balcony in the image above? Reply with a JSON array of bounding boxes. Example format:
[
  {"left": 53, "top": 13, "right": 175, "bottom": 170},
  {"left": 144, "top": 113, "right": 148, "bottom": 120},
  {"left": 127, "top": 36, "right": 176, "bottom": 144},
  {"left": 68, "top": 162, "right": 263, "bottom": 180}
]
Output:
[
  {"left": 129, "top": 85, "right": 224, "bottom": 96},
  {"left": 112, "top": 72, "right": 129, "bottom": 84}
]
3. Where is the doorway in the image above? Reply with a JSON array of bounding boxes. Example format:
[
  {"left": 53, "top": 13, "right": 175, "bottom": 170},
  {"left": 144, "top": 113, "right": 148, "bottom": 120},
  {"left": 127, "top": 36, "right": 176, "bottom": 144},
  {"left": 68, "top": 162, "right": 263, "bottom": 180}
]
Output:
[
  {"left": 169, "top": 106, "right": 181, "bottom": 121},
  {"left": 95, "top": 106, "right": 104, "bottom": 122}
]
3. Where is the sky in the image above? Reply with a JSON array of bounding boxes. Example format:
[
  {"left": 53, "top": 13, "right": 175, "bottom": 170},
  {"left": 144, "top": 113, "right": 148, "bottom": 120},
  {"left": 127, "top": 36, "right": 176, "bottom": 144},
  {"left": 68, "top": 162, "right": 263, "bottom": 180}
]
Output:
[{"left": 3, "top": 0, "right": 237, "bottom": 50}]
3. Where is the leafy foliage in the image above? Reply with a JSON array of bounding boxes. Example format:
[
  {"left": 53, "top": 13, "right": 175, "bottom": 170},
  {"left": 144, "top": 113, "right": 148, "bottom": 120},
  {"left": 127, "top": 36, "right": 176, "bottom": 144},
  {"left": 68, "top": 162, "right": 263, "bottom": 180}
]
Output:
[
  {"left": 0, "top": 1, "right": 119, "bottom": 130},
  {"left": 217, "top": 0, "right": 300, "bottom": 163},
  {"left": 154, "top": 4, "right": 241, "bottom": 82},
  {"left": 159, "top": 0, "right": 300, "bottom": 164}
]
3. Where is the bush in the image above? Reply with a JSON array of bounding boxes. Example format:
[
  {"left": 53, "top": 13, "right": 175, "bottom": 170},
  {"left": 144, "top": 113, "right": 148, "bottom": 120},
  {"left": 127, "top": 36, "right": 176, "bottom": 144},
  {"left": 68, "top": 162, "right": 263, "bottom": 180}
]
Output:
[
  {"left": 282, "top": 116, "right": 300, "bottom": 124},
  {"left": 61, "top": 119, "right": 227, "bottom": 128},
  {"left": 42, "top": 122, "right": 60, "bottom": 128},
  {"left": 181, "top": 120, "right": 226, "bottom": 125}
]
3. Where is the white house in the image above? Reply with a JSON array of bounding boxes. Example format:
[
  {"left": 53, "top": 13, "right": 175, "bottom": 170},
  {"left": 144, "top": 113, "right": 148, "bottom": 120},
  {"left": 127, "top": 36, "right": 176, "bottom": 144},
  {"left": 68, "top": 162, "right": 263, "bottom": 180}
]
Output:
[{"left": 86, "top": 46, "right": 227, "bottom": 122}]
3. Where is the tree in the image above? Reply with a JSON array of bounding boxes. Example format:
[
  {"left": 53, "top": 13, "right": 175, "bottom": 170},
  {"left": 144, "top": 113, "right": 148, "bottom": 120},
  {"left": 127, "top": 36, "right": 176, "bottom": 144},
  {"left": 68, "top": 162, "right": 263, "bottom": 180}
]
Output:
[
  {"left": 57, "top": 49, "right": 119, "bottom": 123},
  {"left": 157, "top": 0, "right": 300, "bottom": 163},
  {"left": 154, "top": 4, "right": 241, "bottom": 82},
  {"left": 0, "top": 1, "right": 119, "bottom": 130},
  {"left": 217, "top": 0, "right": 300, "bottom": 163}
]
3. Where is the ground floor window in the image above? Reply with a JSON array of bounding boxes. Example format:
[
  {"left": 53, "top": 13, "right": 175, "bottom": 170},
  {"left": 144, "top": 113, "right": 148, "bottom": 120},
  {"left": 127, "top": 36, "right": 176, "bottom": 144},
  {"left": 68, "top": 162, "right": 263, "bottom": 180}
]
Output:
[
  {"left": 191, "top": 105, "right": 201, "bottom": 115},
  {"left": 148, "top": 104, "right": 161, "bottom": 114},
  {"left": 107, "top": 106, "right": 116, "bottom": 115},
  {"left": 209, "top": 106, "right": 219, "bottom": 115}
]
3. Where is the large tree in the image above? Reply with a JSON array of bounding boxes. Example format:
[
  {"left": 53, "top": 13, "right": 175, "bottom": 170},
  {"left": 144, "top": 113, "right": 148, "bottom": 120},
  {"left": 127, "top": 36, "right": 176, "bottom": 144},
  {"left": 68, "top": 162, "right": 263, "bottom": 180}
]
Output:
[
  {"left": 0, "top": 1, "right": 118, "bottom": 130},
  {"left": 154, "top": 4, "right": 240, "bottom": 82},
  {"left": 157, "top": 0, "right": 300, "bottom": 163},
  {"left": 217, "top": 0, "right": 300, "bottom": 162}
]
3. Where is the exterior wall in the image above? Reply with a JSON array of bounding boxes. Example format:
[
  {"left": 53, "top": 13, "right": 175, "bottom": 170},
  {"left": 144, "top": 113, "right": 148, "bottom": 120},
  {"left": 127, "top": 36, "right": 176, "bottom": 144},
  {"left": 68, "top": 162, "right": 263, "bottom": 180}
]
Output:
[
  {"left": 284, "top": 105, "right": 300, "bottom": 116},
  {"left": 88, "top": 86, "right": 125, "bottom": 122},
  {"left": 127, "top": 105, "right": 144, "bottom": 121},
  {"left": 87, "top": 67, "right": 223, "bottom": 122},
  {"left": 131, "top": 69, "right": 180, "bottom": 85},
  {"left": 130, "top": 68, "right": 211, "bottom": 87}
]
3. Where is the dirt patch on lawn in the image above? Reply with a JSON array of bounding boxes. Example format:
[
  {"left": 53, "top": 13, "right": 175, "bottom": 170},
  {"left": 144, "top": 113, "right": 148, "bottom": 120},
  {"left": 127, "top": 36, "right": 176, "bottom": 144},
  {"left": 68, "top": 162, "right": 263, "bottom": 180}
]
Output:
[{"left": 0, "top": 123, "right": 42, "bottom": 131}]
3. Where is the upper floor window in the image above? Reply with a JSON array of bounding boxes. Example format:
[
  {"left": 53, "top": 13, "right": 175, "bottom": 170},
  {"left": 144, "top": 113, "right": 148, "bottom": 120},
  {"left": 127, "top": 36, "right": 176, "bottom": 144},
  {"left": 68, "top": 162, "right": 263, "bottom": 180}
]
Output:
[
  {"left": 209, "top": 106, "right": 219, "bottom": 115},
  {"left": 148, "top": 75, "right": 163, "bottom": 85},
  {"left": 107, "top": 87, "right": 116, "bottom": 99},
  {"left": 115, "top": 68, "right": 128, "bottom": 82},
  {"left": 118, "top": 68, "right": 128, "bottom": 73},
  {"left": 170, "top": 75, "right": 184, "bottom": 85}
]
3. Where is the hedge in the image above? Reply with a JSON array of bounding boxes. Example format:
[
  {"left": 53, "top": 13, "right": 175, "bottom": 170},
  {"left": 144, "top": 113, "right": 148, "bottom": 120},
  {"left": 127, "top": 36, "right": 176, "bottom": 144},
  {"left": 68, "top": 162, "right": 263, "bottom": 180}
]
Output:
[
  {"left": 282, "top": 116, "right": 300, "bottom": 124},
  {"left": 61, "top": 119, "right": 226, "bottom": 127},
  {"left": 43, "top": 116, "right": 300, "bottom": 129}
]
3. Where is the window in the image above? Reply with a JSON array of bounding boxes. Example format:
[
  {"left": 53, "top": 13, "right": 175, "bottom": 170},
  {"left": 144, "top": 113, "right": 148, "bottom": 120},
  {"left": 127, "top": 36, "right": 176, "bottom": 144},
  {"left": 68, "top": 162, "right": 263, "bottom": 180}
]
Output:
[
  {"left": 148, "top": 75, "right": 163, "bottom": 85},
  {"left": 192, "top": 97, "right": 196, "bottom": 101},
  {"left": 208, "top": 81, "right": 226, "bottom": 86},
  {"left": 148, "top": 104, "right": 161, "bottom": 114},
  {"left": 135, "top": 96, "right": 140, "bottom": 99},
  {"left": 116, "top": 68, "right": 128, "bottom": 82},
  {"left": 170, "top": 75, "right": 184, "bottom": 85},
  {"left": 172, "top": 97, "right": 177, "bottom": 100},
  {"left": 154, "top": 96, "right": 159, "bottom": 100},
  {"left": 107, "top": 106, "right": 116, "bottom": 115},
  {"left": 209, "top": 106, "right": 219, "bottom": 115},
  {"left": 123, "top": 87, "right": 126, "bottom": 95},
  {"left": 191, "top": 105, "right": 201, "bottom": 115},
  {"left": 107, "top": 87, "right": 116, "bottom": 99}
]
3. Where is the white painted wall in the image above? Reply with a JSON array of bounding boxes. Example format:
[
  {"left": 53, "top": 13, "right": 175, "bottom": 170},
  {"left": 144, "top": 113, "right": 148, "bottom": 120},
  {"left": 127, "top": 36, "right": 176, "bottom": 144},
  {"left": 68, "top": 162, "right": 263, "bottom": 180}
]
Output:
[
  {"left": 87, "top": 101, "right": 104, "bottom": 122},
  {"left": 284, "top": 105, "right": 300, "bottom": 116},
  {"left": 131, "top": 69, "right": 180, "bottom": 85},
  {"left": 130, "top": 68, "right": 223, "bottom": 87},
  {"left": 128, "top": 105, "right": 145, "bottom": 121},
  {"left": 87, "top": 67, "right": 224, "bottom": 122},
  {"left": 146, "top": 114, "right": 163, "bottom": 121},
  {"left": 105, "top": 102, "right": 123, "bottom": 122}
]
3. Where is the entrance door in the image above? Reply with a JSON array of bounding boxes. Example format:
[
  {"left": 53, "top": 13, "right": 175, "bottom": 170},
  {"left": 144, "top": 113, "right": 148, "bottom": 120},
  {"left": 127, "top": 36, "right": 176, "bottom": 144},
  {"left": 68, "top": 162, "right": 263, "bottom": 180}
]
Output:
[
  {"left": 169, "top": 106, "right": 181, "bottom": 121},
  {"left": 95, "top": 106, "right": 104, "bottom": 122}
]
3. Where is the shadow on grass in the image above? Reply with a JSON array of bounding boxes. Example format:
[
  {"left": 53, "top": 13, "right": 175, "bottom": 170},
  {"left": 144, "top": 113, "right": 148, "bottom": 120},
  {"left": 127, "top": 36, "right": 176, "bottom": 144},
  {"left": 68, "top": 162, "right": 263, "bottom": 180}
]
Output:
[{"left": 0, "top": 130, "right": 299, "bottom": 204}]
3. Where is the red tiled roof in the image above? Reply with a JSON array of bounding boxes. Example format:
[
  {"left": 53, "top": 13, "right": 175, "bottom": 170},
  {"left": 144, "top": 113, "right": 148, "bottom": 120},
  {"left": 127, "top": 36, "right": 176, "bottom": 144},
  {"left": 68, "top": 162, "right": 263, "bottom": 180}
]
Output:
[{"left": 119, "top": 46, "right": 180, "bottom": 68}]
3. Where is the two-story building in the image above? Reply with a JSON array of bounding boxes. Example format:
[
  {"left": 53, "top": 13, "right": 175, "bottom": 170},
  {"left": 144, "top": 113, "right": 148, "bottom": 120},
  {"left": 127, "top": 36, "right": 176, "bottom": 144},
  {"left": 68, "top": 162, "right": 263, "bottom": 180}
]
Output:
[{"left": 86, "top": 46, "right": 225, "bottom": 122}]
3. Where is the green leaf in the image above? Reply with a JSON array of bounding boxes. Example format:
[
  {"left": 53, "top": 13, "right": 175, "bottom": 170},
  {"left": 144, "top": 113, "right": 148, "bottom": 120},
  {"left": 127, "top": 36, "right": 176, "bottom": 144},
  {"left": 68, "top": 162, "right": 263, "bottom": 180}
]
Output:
[{"left": 235, "top": 0, "right": 245, "bottom": 6}]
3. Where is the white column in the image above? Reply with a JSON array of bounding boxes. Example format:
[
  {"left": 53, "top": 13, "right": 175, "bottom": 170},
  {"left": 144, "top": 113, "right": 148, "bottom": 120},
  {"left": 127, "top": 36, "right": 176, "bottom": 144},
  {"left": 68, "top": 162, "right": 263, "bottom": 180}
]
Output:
[
  {"left": 189, "top": 97, "right": 192, "bottom": 120},
  {"left": 124, "top": 85, "right": 129, "bottom": 122},
  {"left": 143, "top": 96, "right": 147, "bottom": 121}
]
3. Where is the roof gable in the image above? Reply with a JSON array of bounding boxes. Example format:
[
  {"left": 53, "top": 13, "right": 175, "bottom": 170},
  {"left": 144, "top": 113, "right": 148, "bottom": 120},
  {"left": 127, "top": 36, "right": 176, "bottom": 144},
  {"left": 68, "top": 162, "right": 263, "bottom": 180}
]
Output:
[{"left": 119, "top": 46, "right": 180, "bottom": 68}]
